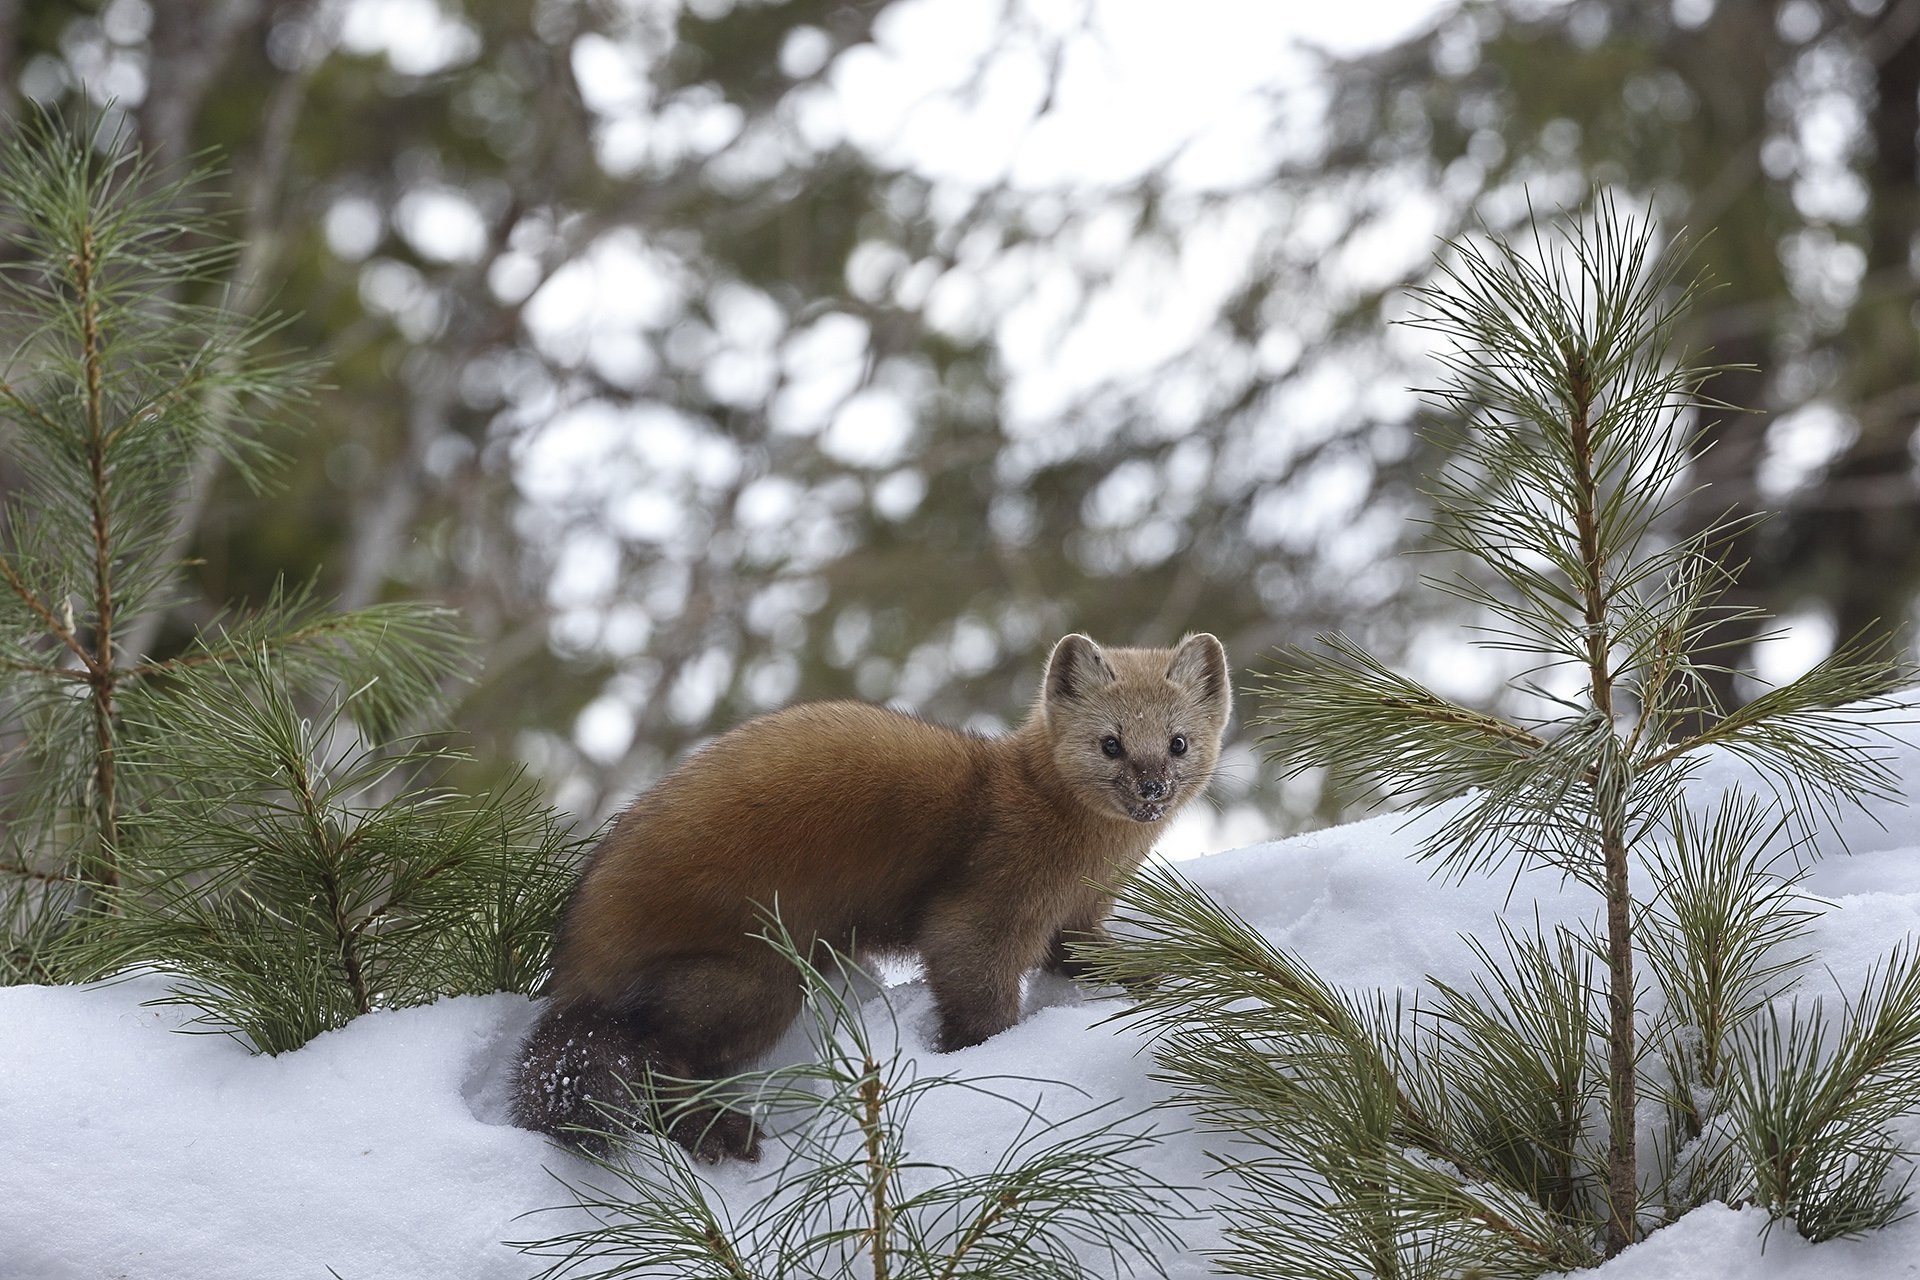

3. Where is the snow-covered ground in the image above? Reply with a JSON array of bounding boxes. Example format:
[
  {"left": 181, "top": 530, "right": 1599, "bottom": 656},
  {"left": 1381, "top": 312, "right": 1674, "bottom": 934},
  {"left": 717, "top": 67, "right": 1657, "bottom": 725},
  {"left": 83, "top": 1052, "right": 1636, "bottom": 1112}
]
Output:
[{"left": 4, "top": 718, "right": 1919, "bottom": 1280}]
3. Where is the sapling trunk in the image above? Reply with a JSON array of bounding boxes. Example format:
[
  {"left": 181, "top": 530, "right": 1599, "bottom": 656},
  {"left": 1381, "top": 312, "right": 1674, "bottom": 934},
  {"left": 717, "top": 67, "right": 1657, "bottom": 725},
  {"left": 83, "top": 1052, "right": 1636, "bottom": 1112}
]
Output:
[
  {"left": 1600, "top": 821, "right": 1636, "bottom": 1252},
  {"left": 1566, "top": 354, "right": 1638, "bottom": 1254},
  {"left": 79, "top": 219, "right": 123, "bottom": 888}
]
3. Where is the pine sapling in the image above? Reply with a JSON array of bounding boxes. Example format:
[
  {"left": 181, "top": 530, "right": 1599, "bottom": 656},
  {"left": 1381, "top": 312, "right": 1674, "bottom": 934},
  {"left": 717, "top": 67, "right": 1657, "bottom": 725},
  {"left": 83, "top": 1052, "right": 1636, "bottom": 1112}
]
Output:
[
  {"left": 78, "top": 641, "right": 584, "bottom": 1053},
  {"left": 1081, "top": 197, "right": 1917, "bottom": 1275},
  {"left": 0, "top": 111, "right": 586, "bottom": 1035},
  {"left": 0, "top": 110, "right": 486, "bottom": 980},
  {"left": 0, "top": 108, "right": 301, "bottom": 906},
  {"left": 1265, "top": 199, "right": 1907, "bottom": 1255}
]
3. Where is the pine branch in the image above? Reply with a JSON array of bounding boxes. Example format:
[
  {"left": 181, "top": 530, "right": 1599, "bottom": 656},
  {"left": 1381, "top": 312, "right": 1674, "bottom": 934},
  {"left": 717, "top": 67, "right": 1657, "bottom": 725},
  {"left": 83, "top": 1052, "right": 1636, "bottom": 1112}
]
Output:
[
  {"left": 0, "top": 552, "right": 95, "bottom": 671},
  {"left": 1648, "top": 631, "right": 1915, "bottom": 837},
  {"left": 1641, "top": 793, "right": 1817, "bottom": 1132},
  {"left": 69, "top": 644, "right": 582, "bottom": 1048},
  {"left": 1728, "top": 944, "right": 1920, "bottom": 1240},
  {"left": 1253, "top": 634, "right": 1545, "bottom": 807}
]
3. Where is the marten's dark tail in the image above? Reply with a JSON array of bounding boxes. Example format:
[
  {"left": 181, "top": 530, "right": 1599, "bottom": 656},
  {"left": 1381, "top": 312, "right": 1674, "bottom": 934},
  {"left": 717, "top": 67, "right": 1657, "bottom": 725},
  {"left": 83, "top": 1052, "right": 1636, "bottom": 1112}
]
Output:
[{"left": 510, "top": 1000, "right": 761, "bottom": 1161}]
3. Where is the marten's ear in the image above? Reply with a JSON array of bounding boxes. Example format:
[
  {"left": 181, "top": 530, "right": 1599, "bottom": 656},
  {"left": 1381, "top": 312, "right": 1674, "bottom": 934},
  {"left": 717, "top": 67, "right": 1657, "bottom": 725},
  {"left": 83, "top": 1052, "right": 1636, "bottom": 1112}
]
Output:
[
  {"left": 1168, "top": 633, "right": 1230, "bottom": 724},
  {"left": 1044, "top": 633, "right": 1116, "bottom": 707}
]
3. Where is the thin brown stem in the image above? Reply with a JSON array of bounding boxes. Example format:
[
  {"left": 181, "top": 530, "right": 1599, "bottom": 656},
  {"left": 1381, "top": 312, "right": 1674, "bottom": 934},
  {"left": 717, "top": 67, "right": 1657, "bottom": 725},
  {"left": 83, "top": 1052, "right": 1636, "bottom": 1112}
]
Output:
[
  {"left": 1378, "top": 693, "right": 1548, "bottom": 753},
  {"left": 281, "top": 732, "right": 372, "bottom": 1015},
  {"left": 0, "top": 658, "right": 88, "bottom": 680},
  {"left": 936, "top": 1192, "right": 1017, "bottom": 1280},
  {"left": 126, "top": 615, "right": 391, "bottom": 679},
  {"left": 0, "top": 379, "right": 70, "bottom": 438},
  {"left": 1566, "top": 353, "right": 1638, "bottom": 1257},
  {"left": 699, "top": 1225, "right": 752, "bottom": 1280},
  {"left": 321, "top": 865, "right": 371, "bottom": 1016},
  {"left": 0, "top": 857, "right": 70, "bottom": 885},
  {"left": 860, "top": 1058, "right": 893, "bottom": 1280},
  {"left": 75, "top": 220, "right": 122, "bottom": 887},
  {"left": 0, "top": 554, "right": 97, "bottom": 673}
]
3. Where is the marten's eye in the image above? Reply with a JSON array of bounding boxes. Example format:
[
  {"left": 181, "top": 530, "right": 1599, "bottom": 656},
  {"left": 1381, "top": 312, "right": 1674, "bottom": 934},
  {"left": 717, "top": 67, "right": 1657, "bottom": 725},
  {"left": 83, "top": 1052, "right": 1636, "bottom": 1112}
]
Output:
[
  {"left": 1100, "top": 735, "right": 1124, "bottom": 758},
  {"left": 1170, "top": 734, "right": 1188, "bottom": 757}
]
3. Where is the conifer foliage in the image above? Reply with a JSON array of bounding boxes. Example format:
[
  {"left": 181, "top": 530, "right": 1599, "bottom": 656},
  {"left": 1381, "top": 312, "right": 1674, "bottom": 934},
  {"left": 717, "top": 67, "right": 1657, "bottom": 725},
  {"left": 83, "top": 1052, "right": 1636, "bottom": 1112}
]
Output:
[
  {"left": 1084, "top": 201, "right": 1919, "bottom": 1275},
  {"left": 0, "top": 111, "right": 579, "bottom": 1045},
  {"left": 88, "top": 644, "right": 582, "bottom": 1054}
]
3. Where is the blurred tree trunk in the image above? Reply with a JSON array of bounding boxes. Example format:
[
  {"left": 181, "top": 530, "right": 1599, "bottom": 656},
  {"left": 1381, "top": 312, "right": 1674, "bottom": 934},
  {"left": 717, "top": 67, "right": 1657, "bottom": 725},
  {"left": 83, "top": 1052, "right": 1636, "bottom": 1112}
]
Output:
[
  {"left": 1671, "top": 0, "right": 1784, "bottom": 717},
  {"left": 1801, "top": 9, "right": 1920, "bottom": 652},
  {"left": 139, "top": 1, "right": 264, "bottom": 173},
  {"left": 0, "top": 0, "right": 20, "bottom": 118}
]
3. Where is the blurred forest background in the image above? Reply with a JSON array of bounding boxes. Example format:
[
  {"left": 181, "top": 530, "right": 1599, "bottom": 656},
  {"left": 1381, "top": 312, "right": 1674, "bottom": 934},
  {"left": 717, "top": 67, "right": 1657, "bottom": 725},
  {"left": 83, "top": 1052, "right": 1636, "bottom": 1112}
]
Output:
[{"left": 4, "top": 0, "right": 1918, "bottom": 840}]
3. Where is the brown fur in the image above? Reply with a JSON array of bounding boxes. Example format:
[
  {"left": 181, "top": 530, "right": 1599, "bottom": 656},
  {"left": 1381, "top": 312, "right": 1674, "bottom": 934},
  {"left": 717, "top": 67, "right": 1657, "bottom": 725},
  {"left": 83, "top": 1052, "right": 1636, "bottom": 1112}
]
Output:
[{"left": 511, "top": 632, "right": 1231, "bottom": 1159}]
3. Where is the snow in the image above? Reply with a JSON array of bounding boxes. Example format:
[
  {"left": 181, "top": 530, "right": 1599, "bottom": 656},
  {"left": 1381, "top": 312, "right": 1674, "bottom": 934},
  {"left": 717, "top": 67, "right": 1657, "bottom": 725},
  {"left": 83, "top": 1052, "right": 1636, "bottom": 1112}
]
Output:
[{"left": 4, "top": 715, "right": 1919, "bottom": 1279}]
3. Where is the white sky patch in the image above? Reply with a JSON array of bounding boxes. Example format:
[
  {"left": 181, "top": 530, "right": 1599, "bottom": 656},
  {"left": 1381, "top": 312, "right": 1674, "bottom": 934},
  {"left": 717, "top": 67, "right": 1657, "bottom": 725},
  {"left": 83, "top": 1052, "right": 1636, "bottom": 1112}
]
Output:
[
  {"left": 591, "top": 329, "right": 659, "bottom": 389},
  {"left": 1001, "top": 198, "right": 1275, "bottom": 432},
  {"left": 571, "top": 31, "right": 654, "bottom": 114},
  {"left": 1751, "top": 606, "right": 1838, "bottom": 687},
  {"left": 949, "top": 617, "right": 1000, "bottom": 675},
  {"left": 612, "top": 488, "right": 680, "bottom": 543},
  {"left": 337, "top": 0, "right": 480, "bottom": 75},
  {"left": 625, "top": 404, "right": 708, "bottom": 482},
  {"left": 1331, "top": 189, "right": 1450, "bottom": 293},
  {"left": 701, "top": 348, "right": 777, "bottom": 408},
  {"left": 669, "top": 647, "right": 735, "bottom": 726},
  {"left": 873, "top": 468, "right": 928, "bottom": 520},
  {"left": 1407, "top": 623, "right": 1508, "bottom": 706},
  {"left": 737, "top": 476, "right": 804, "bottom": 529},
  {"left": 1758, "top": 401, "right": 1856, "bottom": 499},
  {"left": 1246, "top": 450, "right": 1373, "bottom": 552},
  {"left": 548, "top": 529, "right": 621, "bottom": 609},
  {"left": 516, "top": 401, "right": 625, "bottom": 504},
  {"left": 771, "top": 313, "right": 872, "bottom": 436},
  {"left": 710, "top": 281, "right": 788, "bottom": 350},
  {"left": 488, "top": 250, "right": 545, "bottom": 305},
  {"left": 1780, "top": 226, "right": 1867, "bottom": 319},
  {"left": 524, "top": 231, "right": 686, "bottom": 367},
  {"left": 1083, "top": 458, "right": 1157, "bottom": 528},
  {"left": 394, "top": 188, "right": 488, "bottom": 264},
  {"left": 357, "top": 259, "right": 442, "bottom": 342},
  {"left": 823, "top": 388, "right": 915, "bottom": 468},
  {"left": 574, "top": 694, "right": 636, "bottom": 764},
  {"left": 833, "top": 0, "right": 1443, "bottom": 191},
  {"left": 324, "top": 196, "right": 383, "bottom": 261},
  {"left": 701, "top": 283, "right": 787, "bottom": 407},
  {"left": 1016, "top": 3, "right": 1315, "bottom": 188}
]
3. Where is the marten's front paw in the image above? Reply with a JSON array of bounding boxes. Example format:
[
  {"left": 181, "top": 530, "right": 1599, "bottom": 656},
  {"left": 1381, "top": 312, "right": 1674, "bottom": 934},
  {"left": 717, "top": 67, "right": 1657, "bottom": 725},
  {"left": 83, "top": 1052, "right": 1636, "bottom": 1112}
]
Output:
[
  {"left": 932, "top": 1012, "right": 1015, "bottom": 1054},
  {"left": 672, "top": 1107, "right": 762, "bottom": 1163}
]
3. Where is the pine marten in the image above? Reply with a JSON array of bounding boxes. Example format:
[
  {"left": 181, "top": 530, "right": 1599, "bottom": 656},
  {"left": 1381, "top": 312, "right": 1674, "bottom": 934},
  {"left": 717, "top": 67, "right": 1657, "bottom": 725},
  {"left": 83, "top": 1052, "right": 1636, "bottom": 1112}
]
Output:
[{"left": 512, "top": 632, "right": 1231, "bottom": 1159}]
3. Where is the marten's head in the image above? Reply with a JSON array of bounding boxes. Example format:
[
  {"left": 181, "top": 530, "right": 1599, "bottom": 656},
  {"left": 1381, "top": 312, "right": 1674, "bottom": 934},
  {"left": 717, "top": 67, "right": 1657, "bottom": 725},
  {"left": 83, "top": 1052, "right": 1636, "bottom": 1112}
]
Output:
[{"left": 1038, "top": 633, "right": 1231, "bottom": 824}]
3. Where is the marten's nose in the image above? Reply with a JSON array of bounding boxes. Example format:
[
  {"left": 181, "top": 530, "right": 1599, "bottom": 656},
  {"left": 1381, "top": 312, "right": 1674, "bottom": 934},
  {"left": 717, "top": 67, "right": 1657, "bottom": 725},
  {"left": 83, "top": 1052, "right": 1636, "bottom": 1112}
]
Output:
[{"left": 1137, "top": 777, "right": 1168, "bottom": 800}]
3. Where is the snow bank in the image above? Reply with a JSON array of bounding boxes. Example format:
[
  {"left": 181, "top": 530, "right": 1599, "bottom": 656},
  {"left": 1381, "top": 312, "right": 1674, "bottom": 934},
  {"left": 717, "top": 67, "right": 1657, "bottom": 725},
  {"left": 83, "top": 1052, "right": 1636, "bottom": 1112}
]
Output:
[{"left": 3, "top": 720, "right": 1917, "bottom": 1279}]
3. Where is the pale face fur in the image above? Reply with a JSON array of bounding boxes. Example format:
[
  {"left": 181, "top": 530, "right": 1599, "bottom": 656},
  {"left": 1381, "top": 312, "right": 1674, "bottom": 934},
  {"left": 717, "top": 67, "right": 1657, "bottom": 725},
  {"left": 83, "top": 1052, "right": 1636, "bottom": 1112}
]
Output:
[{"left": 1039, "top": 632, "right": 1232, "bottom": 824}]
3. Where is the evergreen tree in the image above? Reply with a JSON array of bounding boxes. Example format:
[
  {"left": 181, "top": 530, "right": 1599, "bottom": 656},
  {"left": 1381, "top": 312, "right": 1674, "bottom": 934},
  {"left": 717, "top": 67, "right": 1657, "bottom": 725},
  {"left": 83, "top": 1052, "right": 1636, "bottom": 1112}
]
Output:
[
  {"left": 1083, "top": 199, "right": 1919, "bottom": 1275},
  {"left": 0, "top": 110, "right": 581, "bottom": 1047},
  {"left": 85, "top": 641, "right": 584, "bottom": 1052}
]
